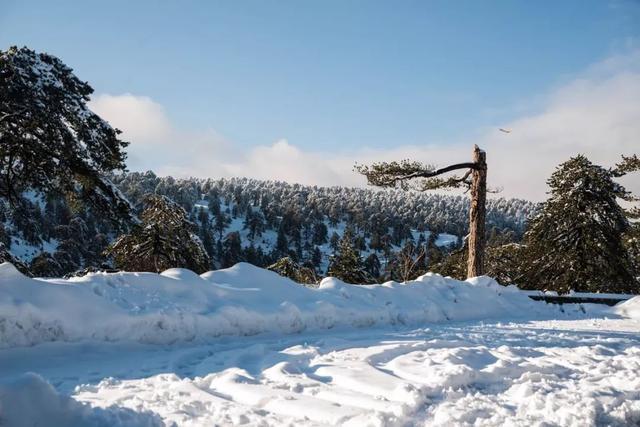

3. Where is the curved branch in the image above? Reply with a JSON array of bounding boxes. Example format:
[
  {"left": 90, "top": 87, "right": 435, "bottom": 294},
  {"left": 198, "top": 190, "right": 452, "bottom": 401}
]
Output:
[
  {"left": 422, "top": 162, "right": 480, "bottom": 177},
  {"left": 355, "top": 160, "right": 480, "bottom": 189}
]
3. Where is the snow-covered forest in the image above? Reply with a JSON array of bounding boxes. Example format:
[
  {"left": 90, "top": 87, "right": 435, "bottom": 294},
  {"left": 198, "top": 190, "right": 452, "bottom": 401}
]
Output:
[
  {"left": 2, "top": 8, "right": 640, "bottom": 424},
  {"left": 0, "top": 170, "right": 538, "bottom": 278}
]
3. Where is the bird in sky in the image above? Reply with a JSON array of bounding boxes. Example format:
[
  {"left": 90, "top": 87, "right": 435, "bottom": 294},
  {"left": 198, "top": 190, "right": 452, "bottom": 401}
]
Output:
[{"left": 499, "top": 128, "right": 512, "bottom": 133}]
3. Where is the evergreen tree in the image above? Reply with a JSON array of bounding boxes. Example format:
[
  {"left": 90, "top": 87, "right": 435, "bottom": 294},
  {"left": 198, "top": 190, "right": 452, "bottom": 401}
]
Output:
[
  {"left": 220, "top": 231, "right": 243, "bottom": 268},
  {"left": 363, "top": 253, "right": 381, "bottom": 279},
  {"left": 30, "top": 252, "right": 63, "bottom": 277},
  {"left": 327, "top": 229, "right": 371, "bottom": 284},
  {"left": 105, "top": 195, "right": 210, "bottom": 273},
  {"left": 623, "top": 223, "right": 640, "bottom": 276},
  {"left": 312, "top": 222, "right": 328, "bottom": 245},
  {"left": 522, "top": 155, "right": 639, "bottom": 293},
  {"left": 275, "top": 226, "right": 289, "bottom": 256},
  {"left": 311, "top": 246, "right": 323, "bottom": 268},
  {"left": 244, "top": 244, "right": 265, "bottom": 267},
  {"left": 244, "top": 210, "right": 265, "bottom": 241},
  {"left": 267, "top": 257, "right": 319, "bottom": 285},
  {"left": 213, "top": 212, "right": 231, "bottom": 240},
  {"left": 0, "top": 46, "right": 132, "bottom": 221},
  {"left": 329, "top": 232, "right": 340, "bottom": 251}
]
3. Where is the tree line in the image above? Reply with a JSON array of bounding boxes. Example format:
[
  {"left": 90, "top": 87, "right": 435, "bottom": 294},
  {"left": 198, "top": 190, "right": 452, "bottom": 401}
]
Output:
[{"left": 1, "top": 46, "right": 638, "bottom": 294}]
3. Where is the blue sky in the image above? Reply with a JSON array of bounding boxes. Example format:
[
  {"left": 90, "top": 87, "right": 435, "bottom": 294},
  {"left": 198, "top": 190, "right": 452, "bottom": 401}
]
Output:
[{"left": 2, "top": 1, "right": 640, "bottom": 199}]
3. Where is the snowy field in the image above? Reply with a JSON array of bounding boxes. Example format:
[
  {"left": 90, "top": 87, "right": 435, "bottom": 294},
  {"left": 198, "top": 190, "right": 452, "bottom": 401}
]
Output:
[{"left": 1, "top": 262, "right": 639, "bottom": 426}]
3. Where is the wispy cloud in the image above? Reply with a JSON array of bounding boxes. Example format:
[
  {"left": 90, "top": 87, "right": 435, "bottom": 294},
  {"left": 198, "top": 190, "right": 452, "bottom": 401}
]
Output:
[{"left": 89, "top": 49, "right": 640, "bottom": 201}]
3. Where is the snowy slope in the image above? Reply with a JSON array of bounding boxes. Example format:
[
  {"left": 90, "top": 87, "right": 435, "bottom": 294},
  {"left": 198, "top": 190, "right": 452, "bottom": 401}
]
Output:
[{"left": 0, "top": 261, "right": 580, "bottom": 349}]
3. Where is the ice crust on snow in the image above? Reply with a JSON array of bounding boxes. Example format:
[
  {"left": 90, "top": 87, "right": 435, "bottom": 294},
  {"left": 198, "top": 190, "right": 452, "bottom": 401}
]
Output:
[{"left": 0, "top": 261, "right": 588, "bottom": 349}]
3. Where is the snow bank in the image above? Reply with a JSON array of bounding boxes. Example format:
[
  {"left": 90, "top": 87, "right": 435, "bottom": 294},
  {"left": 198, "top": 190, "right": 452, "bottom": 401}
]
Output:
[
  {"left": 1, "top": 262, "right": 569, "bottom": 348},
  {"left": 0, "top": 373, "right": 163, "bottom": 427},
  {"left": 612, "top": 296, "right": 640, "bottom": 320}
]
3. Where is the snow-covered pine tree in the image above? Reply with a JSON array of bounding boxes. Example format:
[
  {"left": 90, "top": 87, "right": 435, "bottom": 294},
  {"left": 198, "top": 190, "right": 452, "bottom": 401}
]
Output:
[
  {"left": 267, "top": 257, "right": 319, "bottom": 285},
  {"left": 623, "top": 223, "right": 640, "bottom": 276},
  {"left": 327, "top": 229, "right": 371, "bottom": 284},
  {"left": 105, "top": 195, "right": 211, "bottom": 273},
  {"left": 220, "top": 231, "right": 243, "bottom": 268},
  {"left": 522, "top": 155, "right": 639, "bottom": 293},
  {"left": 0, "top": 46, "right": 132, "bottom": 222},
  {"left": 363, "top": 253, "right": 381, "bottom": 280}
]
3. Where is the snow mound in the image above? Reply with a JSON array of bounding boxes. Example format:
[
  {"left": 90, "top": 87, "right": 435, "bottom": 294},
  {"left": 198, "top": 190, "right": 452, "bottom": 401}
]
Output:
[
  {"left": 0, "top": 262, "right": 565, "bottom": 348},
  {"left": 0, "top": 373, "right": 163, "bottom": 427},
  {"left": 612, "top": 296, "right": 640, "bottom": 320}
]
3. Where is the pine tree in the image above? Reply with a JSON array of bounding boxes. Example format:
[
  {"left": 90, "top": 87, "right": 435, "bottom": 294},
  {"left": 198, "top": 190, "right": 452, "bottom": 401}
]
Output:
[
  {"left": 244, "top": 244, "right": 265, "bottom": 267},
  {"left": 267, "top": 257, "right": 319, "bottom": 285},
  {"left": 220, "top": 231, "right": 243, "bottom": 268},
  {"left": 623, "top": 223, "right": 640, "bottom": 276},
  {"left": 327, "top": 229, "right": 371, "bottom": 284},
  {"left": 329, "top": 232, "right": 340, "bottom": 251},
  {"left": 311, "top": 246, "right": 323, "bottom": 268},
  {"left": 244, "top": 210, "right": 265, "bottom": 241},
  {"left": 522, "top": 155, "right": 639, "bottom": 293},
  {"left": 275, "top": 226, "right": 289, "bottom": 256},
  {"left": 30, "top": 252, "right": 63, "bottom": 277},
  {"left": 312, "top": 222, "right": 328, "bottom": 245},
  {"left": 363, "top": 253, "right": 381, "bottom": 279},
  {"left": 105, "top": 195, "right": 210, "bottom": 273},
  {"left": 213, "top": 212, "right": 231, "bottom": 240},
  {"left": 356, "top": 145, "right": 488, "bottom": 278},
  {"left": 0, "top": 46, "right": 132, "bottom": 222}
]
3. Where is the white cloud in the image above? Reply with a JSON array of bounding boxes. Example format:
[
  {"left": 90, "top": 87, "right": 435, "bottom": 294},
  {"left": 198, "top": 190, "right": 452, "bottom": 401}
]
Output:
[
  {"left": 89, "top": 94, "right": 171, "bottom": 144},
  {"left": 89, "top": 49, "right": 640, "bottom": 201},
  {"left": 88, "top": 94, "right": 233, "bottom": 176}
]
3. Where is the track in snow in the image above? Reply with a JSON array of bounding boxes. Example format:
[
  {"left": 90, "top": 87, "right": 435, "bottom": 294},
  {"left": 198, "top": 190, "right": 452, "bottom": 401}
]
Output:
[{"left": 1, "top": 318, "right": 639, "bottom": 426}]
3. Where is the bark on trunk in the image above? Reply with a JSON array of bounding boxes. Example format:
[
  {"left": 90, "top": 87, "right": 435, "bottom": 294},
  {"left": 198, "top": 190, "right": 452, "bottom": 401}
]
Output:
[{"left": 467, "top": 145, "right": 487, "bottom": 278}]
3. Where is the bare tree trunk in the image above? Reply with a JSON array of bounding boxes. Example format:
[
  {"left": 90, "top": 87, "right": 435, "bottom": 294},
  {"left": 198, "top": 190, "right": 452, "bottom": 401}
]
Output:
[{"left": 467, "top": 145, "right": 487, "bottom": 278}]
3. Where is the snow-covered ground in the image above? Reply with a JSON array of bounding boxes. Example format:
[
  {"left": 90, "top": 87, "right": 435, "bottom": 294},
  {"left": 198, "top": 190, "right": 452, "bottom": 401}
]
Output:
[{"left": 1, "top": 262, "right": 639, "bottom": 426}]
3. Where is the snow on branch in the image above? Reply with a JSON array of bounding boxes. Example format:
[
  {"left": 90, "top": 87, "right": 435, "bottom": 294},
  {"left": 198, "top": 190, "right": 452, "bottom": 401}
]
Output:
[
  {"left": 612, "top": 154, "right": 640, "bottom": 177},
  {"left": 354, "top": 159, "right": 479, "bottom": 191}
]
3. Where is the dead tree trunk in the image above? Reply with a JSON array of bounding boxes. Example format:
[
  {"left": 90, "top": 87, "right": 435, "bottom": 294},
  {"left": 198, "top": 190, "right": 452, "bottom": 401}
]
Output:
[
  {"left": 356, "top": 144, "right": 489, "bottom": 279},
  {"left": 467, "top": 145, "right": 487, "bottom": 278}
]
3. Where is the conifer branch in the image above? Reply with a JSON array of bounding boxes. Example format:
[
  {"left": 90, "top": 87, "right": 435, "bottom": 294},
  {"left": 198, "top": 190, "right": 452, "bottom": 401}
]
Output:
[
  {"left": 354, "top": 160, "right": 480, "bottom": 189},
  {"left": 612, "top": 154, "right": 640, "bottom": 177}
]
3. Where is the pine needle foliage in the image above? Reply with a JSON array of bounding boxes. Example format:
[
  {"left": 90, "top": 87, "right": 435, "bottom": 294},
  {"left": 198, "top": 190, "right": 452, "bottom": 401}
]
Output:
[
  {"left": 523, "top": 155, "right": 639, "bottom": 293},
  {"left": 267, "top": 257, "right": 319, "bottom": 286},
  {"left": 0, "top": 46, "right": 132, "bottom": 222},
  {"left": 105, "top": 195, "right": 210, "bottom": 273},
  {"left": 327, "top": 229, "right": 372, "bottom": 284}
]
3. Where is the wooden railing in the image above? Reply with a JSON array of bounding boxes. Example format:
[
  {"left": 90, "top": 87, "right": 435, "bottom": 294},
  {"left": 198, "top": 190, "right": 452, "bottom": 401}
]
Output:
[{"left": 527, "top": 294, "right": 631, "bottom": 306}]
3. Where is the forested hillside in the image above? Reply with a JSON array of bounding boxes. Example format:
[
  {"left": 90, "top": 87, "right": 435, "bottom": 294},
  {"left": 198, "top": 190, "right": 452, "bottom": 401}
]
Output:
[{"left": 1, "top": 171, "right": 537, "bottom": 278}]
